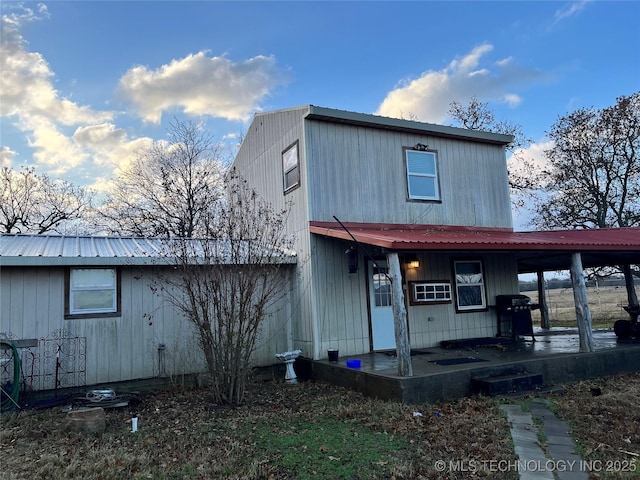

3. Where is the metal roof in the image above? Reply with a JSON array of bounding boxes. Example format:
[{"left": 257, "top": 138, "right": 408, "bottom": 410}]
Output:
[
  {"left": 0, "top": 234, "right": 297, "bottom": 267},
  {"left": 252, "top": 105, "right": 514, "bottom": 146},
  {"left": 304, "top": 105, "right": 514, "bottom": 146},
  {"left": 309, "top": 222, "right": 640, "bottom": 274}
]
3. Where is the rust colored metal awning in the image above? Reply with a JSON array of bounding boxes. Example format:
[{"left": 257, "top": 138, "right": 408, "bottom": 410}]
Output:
[{"left": 309, "top": 222, "right": 640, "bottom": 273}]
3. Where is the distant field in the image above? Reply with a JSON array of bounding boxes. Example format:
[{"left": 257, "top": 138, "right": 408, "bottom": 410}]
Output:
[{"left": 521, "top": 285, "right": 633, "bottom": 328}]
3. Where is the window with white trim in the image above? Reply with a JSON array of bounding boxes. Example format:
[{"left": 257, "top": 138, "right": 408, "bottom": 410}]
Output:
[
  {"left": 454, "top": 260, "right": 486, "bottom": 311},
  {"left": 405, "top": 149, "right": 440, "bottom": 200},
  {"left": 410, "top": 281, "right": 452, "bottom": 304},
  {"left": 282, "top": 140, "right": 300, "bottom": 193},
  {"left": 69, "top": 268, "right": 118, "bottom": 315}
]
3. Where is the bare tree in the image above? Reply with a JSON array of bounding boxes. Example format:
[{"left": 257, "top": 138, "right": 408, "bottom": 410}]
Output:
[
  {"left": 0, "top": 166, "right": 92, "bottom": 234},
  {"left": 448, "top": 96, "right": 538, "bottom": 204},
  {"left": 534, "top": 92, "right": 639, "bottom": 230},
  {"left": 158, "top": 169, "right": 295, "bottom": 405},
  {"left": 99, "top": 119, "right": 226, "bottom": 238},
  {"left": 535, "top": 92, "right": 639, "bottom": 307}
]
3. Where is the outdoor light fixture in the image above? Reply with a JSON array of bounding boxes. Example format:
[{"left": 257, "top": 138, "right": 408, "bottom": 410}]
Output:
[
  {"left": 413, "top": 143, "right": 429, "bottom": 151},
  {"left": 345, "top": 245, "right": 358, "bottom": 273},
  {"left": 406, "top": 254, "right": 420, "bottom": 269}
]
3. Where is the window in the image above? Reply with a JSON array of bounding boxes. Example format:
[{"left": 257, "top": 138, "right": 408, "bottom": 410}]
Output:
[
  {"left": 67, "top": 268, "right": 119, "bottom": 316},
  {"left": 282, "top": 140, "right": 300, "bottom": 193},
  {"left": 453, "top": 260, "right": 486, "bottom": 311},
  {"left": 372, "top": 266, "right": 391, "bottom": 307},
  {"left": 410, "top": 281, "right": 452, "bottom": 305},
  {"left": 405, "top": 148, "right": 440, "bottom": 201}
]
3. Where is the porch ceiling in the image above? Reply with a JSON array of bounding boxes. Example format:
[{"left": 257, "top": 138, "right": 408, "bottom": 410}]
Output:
[{"left": 309, "top": 222, "right": 640, "bottom": 274}]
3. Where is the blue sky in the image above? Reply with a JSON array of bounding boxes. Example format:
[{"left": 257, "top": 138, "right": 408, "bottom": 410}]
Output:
[{"left": 1, "top": 1, "right": 639, "bottom": 228}]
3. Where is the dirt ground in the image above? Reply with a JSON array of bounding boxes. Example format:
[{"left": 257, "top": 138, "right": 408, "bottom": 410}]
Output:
[{"left": 2, "top": 372, "right": 639, "bottom": 479}]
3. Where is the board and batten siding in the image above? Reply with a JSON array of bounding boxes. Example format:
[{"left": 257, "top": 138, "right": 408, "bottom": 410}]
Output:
[
  {"left": 307, "top": 245, "right": 521, "bottom": 355},
  {"left": 1, "top": 266, "right": 291, "bottom": 390},
  {"left": 305, "top": 121, "right": 512, "bottom": 228},
  {"left": 403, "top": 252, "right": 520, "bottom": 348},
  {"left": 232, "top": 107, "right": 320, "bottom": 358},
  {"left": 231, "top": 106, "right": 518, "bottom": 359},
  {"left": 310, "top": 236, "right": 370, "bottom": 359}
]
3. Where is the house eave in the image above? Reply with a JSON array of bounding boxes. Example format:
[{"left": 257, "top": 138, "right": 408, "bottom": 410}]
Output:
[{"left": 305, "top": 105, "right": 514, "bottom": 146}]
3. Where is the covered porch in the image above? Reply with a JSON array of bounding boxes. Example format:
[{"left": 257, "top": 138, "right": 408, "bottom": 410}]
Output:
[
  {"left": 302, "top": 328, "right": 640, "bottom": 404},
  {"left": 310, "top": 222, "right": 640, "bottom": 354}
]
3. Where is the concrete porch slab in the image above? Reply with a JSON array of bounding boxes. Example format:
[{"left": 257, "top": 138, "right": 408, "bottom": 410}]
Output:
[{"left": 302, "top": 330, "right": 640, "bottom": 404}]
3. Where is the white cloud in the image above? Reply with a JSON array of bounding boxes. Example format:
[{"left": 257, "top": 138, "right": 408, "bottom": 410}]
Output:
[
  {"left": 554, "top": 1, "right": 589, "bottom": 23},
  {"left": 73, "top": 123, "right": 153, "bottom": 174},
  {"left": 0, "top": 146, "right": 16, "bottom": 167},
  {"left": 502, "top": 93, "right": 522, "bottom": 107},
  {"left": 116, "top": 52, "right": 290, "bottom": 124},
  {"left": 1, "top": 5, "right": 283, "bottom": 189},
  {"left": 509, "top": 138, "right": 553, "bottom": 230},
  {"left": 375, "top": 44, "right": 541, "bottom": 123},
  {"left": 26, "top": 117, "right": 89, "bottom": 172},
  {"left": 508, "top": 138, "right": 553, "bottom": 174},
  {"left": 0, "top": 4, "right": 114, "bottom": 174}
]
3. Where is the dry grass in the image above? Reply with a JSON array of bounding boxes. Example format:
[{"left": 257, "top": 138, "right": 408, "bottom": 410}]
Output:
[
  {"left": 551, "top": 373, "right": 640, "bottom": 479},
  {"left": 1, "top": 380, "right": 517, "bottom": 480},
  {"left": 2, "top": 374, "right": 640, "bottom": 479},
  {"left": 2, "top": 285, "right": 638, "bottom": 479},
  {"left": 522, "top": 285, "right": 632, "bottom": 328}
]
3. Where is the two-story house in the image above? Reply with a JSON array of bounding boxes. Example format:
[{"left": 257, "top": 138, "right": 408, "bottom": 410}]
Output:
[{"left": 232, "top": 105, "right": 530, "bottom": 361}]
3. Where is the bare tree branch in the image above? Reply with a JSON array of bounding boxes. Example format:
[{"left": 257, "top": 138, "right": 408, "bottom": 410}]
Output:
[
  {"left": 99, "top": 118, "right": 226, "bottom": 238},
  {"left": 0, "top": 166, "right": 93, "bottom": 234},
  {"left": 156, "top": 169, "right": 296, "bottom": 405},
  {"left": 448, "top": 96, "right": 538, "bottom": 205}
]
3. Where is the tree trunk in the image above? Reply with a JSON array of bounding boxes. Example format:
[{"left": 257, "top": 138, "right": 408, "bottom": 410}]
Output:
[
  {"left": 622, "top": 264, "right": 639, "bottom": 308},
  {"left": 570, "top": 253, "right": 595, "bottom": 352},
  {"left": 387, "top": 252, "right": 413, "bottom": 377},
  {"left": 537, "top": 270, "right": 551, "bottom": 329}
]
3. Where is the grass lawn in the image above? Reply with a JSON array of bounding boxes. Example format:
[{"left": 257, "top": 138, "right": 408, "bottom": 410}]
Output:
[
  {"left": 522, "top": 285, "right": 633, "bottom": 329},
  {"left": 2, "top": 285, "right": 638, "bottom": 479},
  {"left": 2, "top": 372, "right": 640, "bottom": 479}
]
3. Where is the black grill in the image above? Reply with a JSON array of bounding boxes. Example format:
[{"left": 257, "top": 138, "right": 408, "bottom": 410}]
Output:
[{"left": 496, "top": 294, "right": 538, "bottom": 340}]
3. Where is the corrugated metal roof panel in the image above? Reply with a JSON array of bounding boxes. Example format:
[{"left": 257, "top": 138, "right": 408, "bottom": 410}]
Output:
[
  {"left": 309, "top": 222, "right": 640, "bottom": 251},
  {"left": 0, "top": 235, "right": 297, "bottom": 267}
]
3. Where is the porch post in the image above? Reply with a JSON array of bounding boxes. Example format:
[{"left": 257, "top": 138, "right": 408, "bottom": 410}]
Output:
[
  {"left": 386, "top": 252, "right": 413, "bottom": 377},
  {"left": 622, "top": 264, "right": 639, "bottom": 309},
  {"left": 536, "top": 270, "right": 551, "bottom": 329},
  {"left": 570, "top": 252, "right": 595, "bottom": 352}
]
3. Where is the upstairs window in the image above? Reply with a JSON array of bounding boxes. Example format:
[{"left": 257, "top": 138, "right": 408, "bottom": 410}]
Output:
[
  {"left": 453, "top": 260, "right": 486, "bottom": 312},
  {"left": 282, "top": 140, "right": 300, "bottom": 193},
  {"left": 68, "top": 268, "right": 119, "bottom": 316},
  {"left": 405, "top": 148, "right": 440, "bottom": 201}
]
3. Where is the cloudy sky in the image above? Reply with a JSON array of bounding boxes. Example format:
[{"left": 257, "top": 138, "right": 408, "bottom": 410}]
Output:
[{"left": 1, "top": 1, "right": 638, "bottom": 228}]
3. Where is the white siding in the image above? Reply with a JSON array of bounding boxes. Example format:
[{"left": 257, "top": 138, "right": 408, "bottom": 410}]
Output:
[
  {"left": 404, "top": 252, "right": 519, "bottom": 348},
  {"left": 231, "top": 107, "right": 518, "bottom": 359},
  {"left": 310, "top": 236, "right": 370, "bottom": 358},
  {"left": 306, "top": 121, "right": 513, "bottom": 227},
  {"left": 0, "top": 266, "right": 291, "bottom": 390},
  {"left": 233, "top": 107, "right": 318, "bottom": 357}
]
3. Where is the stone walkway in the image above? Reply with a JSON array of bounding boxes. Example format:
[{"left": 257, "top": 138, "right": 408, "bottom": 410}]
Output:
[{"left": 500, "top": 401, "right": 588, "bottom": 480}]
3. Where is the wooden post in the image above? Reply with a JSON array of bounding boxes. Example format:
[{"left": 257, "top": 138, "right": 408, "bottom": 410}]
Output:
[
  {"left": 570, "top": 252, "right": 595, "bottom": 352},
  {"left": 537, "top": 270, "right": 550, "bottom": 329},
  {"left": 622, "top": 264, "right": 639, "bottom": 308},
  {"left": 387, "top": 252, "right": 413, "bottom": 377}
]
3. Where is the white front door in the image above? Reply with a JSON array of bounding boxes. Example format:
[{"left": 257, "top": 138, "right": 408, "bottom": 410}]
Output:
[{"left": 369, "top": 260, "right": 396, "bottom": 350}]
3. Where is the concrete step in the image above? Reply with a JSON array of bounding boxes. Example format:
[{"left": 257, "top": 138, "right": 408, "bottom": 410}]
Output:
[{"left": 472, "top": 371, "right": 544, "bottom": 396}]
